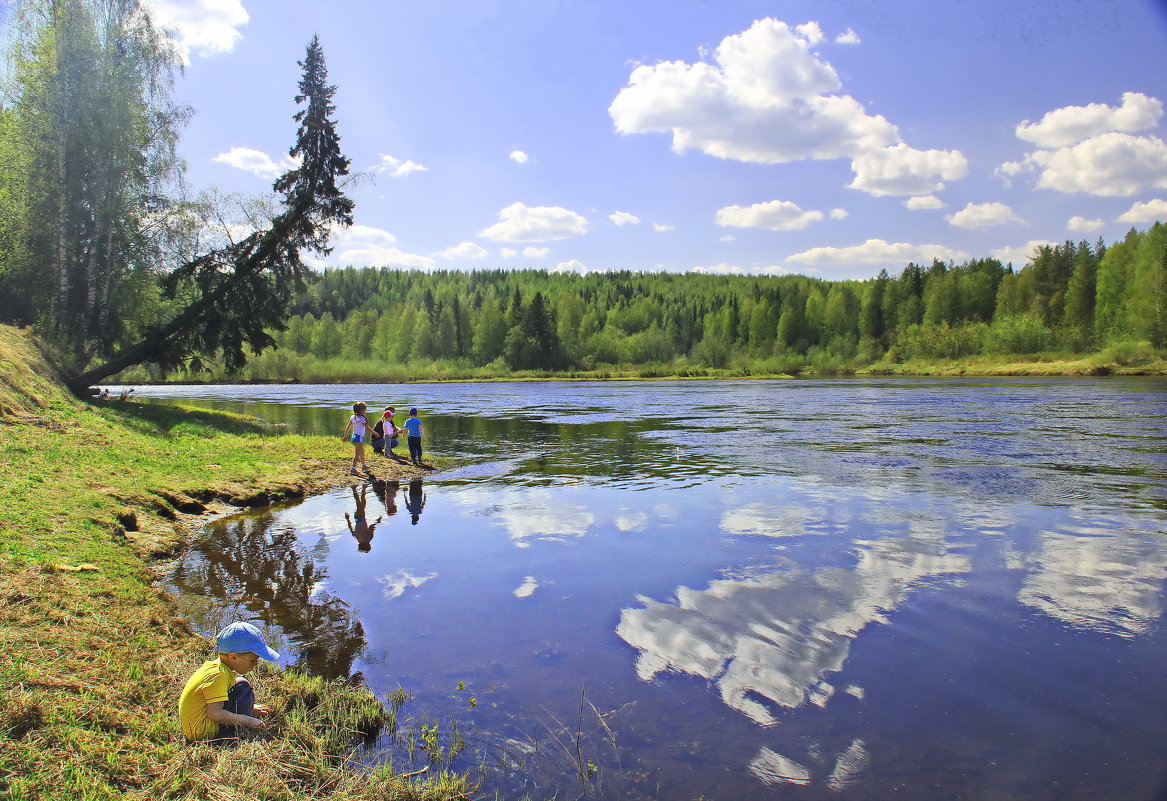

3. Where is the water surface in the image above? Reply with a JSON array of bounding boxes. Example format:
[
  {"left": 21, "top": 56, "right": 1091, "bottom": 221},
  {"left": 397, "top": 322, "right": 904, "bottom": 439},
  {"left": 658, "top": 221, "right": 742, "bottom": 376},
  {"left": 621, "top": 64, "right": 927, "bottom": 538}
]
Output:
[{"left": 143, "top": 378, "right": 1167, "bottom": 800}]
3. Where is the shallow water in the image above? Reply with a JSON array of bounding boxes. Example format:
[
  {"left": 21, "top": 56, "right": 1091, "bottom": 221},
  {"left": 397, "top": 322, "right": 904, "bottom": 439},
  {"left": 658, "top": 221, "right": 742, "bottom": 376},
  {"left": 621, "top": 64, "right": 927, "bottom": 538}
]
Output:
[{"left": 143, "top": 378, "right": 1167, "bottom": 800}]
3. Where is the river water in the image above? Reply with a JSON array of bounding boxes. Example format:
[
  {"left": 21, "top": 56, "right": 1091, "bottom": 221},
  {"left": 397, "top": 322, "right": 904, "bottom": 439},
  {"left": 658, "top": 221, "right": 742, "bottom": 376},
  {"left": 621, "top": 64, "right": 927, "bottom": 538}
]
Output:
[{"left": 137, "top": 378, "right": 1167, "bottom": 800}]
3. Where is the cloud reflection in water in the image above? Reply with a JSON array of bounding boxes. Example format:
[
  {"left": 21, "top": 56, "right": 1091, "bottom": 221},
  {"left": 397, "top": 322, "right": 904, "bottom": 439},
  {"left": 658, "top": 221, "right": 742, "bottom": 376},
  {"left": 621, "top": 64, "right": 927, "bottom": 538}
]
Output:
[{"left": 618, "top": 533, "right": 970, "bottom": 726}]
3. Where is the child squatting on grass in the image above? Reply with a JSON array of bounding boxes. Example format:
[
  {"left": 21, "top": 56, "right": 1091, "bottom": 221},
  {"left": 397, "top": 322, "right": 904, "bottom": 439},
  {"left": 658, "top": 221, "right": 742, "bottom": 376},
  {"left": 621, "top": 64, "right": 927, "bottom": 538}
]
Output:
[{"left": 179, "top": 621, "right": 278, "bottom": 742}]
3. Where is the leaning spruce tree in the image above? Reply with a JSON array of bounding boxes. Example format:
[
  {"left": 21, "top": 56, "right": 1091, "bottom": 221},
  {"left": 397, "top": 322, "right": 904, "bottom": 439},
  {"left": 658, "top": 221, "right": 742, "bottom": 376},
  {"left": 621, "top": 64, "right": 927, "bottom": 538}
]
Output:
[{"left": 65, "top": 35, "right": 353, "bottom": 394}]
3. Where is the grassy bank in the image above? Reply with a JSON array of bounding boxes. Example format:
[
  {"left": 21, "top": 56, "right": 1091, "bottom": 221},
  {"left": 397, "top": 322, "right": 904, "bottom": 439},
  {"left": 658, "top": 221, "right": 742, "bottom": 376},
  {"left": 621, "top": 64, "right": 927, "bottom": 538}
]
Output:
[
  {"left": 0, "top": 325, "right": 466, "bottom": 801},
  {"left": 111, "top": 342, "right": 1167, "bottom": 385}
]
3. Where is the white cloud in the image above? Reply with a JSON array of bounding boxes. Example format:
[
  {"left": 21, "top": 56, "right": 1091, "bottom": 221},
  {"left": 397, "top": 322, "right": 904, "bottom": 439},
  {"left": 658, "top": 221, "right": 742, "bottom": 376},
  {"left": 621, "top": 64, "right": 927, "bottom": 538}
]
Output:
[
  {"left": 835, "top": 28, "right": 861, "bottom": 45},
  {"left": 145, "top": 0, "right": 248, "bottom": 62},
  {"left": 326, "top": 224, "right": 434, "bottom": 269},
  {"left": 550, "top": 259, "right": 591, "bottom": 274},
  {"left": 719, "top": 234, "right": 736, "bottom": 242},
  {"left": 904, "top": 195, "right": 945, "bottom": 210},
  {"left": 830, "top": 208, "right": 848, "bottom": 220},
  {"left": 373, "top": 154, "right": 428, "bottom": 177},
  {"left": 509, "top": 150, "right": 530, "bottom": 163},
  {"left": 514, "top": 576, "right": 539, "bottom": 598},
  {"left": 1016, "top": 92, "right": 1163, "bottom": 149},
  {"left": 523, "top": 246, "right": 550, "bottom": 258},
  {"left": 212, "top": 146, "right": 296, "bottom": 179},
  {"left": 609, "top": 18, "right": 899, "bottom": 165},
  {"left": 1115, "top": 198, "right": 1167, "bottom": 223},
  {"left": 990, "top": 240, "right": 1057, "bottom": 266},
  {"left": 848, "top": 143, "right": 968, "bottom": 197},
  {"left": 480, "top": 202, "right": 589, "bottom": 242},
  {"left": 994, "top": 160, "right": 1026, "bottom": 187},
  {"left": 500, "top": 248, "right": 518, "bottom": 258},
  {"left": 1067, "top": 215, "right": 1105, "bottom": 232},
  {"left": 691, "top": 262, "right": 790, "bottom": 276},
  {"left": 794, "top": 21, "right": 824, "bottom": 45},
  {"left": 610, "top": 211, "right": 641, "bottom": 226},
  {"left": 947, "top": 202, "right": 1025, "bottom": 230},
  {"left": 653, "top": 223, "right": 675, "bottom": 232},
  {"left": 436, "top": 241, "right": 488, "bottom": 260},
  {"left": 788, "top": 238, "right": 970, "bottom": 266},
  {"left": 716, "top": 200, "right": 824, "bottom": 231},
  {"left": 1026, "top": 133, "right": 1167, "bottom": 196}
]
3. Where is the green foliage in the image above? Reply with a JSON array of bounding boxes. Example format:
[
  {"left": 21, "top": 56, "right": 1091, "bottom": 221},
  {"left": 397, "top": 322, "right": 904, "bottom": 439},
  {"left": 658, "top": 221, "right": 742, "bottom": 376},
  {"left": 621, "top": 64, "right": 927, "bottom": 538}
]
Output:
[
  {"left": 0, "top": 0, "right": 187, "bottom": 366},
  {"left": 896, "top": 321, "right": 986, "bottom": 360},
  {"left": 66, "top": 35, "right": 354, "bottom": 391},
  {"left": 983, "top": 313, "right": 1054, "bottom": 355}
]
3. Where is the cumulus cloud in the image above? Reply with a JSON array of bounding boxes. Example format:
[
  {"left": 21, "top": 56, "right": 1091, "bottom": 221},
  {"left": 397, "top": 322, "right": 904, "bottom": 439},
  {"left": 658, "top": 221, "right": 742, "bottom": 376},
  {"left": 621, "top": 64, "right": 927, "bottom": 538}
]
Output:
[
  {"left": 610, "top": 18, "right": 898, "bottom": 165},
  {"left": 691, "top": 263, "right": 790, "bottom": 275},
  {"left": 610, "top": 18, "right": 964, "bottom": 197},
  {"left": 480, "top": 202, "right": 589, "bottom": 242},
  {"left": 994, "top": 160, "right": 1026, "bottom": 188},
  {"left": 653, "top": 223, "right": 675, "bottom": 232},
  {"left": 947, "top": 202, "right": 1025, "bottom": 229},
  {"left": 550, "top": 259, "right": 591, "bottom": 274},
  {"left": 373, "top": 154, "right": 428, "bottom": 177},
  {"left": 523, "top": 246, "right": 550, "bottom": 258},
  {"left": 830, "top": 208, "right": 848, "bottom": 220},
  {"left": 1067, "top": 216, "right": 1105, "bottom": 232},
  {"left": 500, "top": 248, "right": 518, "bottom": 258},
  {"left": 991, "top": 240, "right": 1057, "bottom": 267},
  {"left": 610, "top": 211, "right": 641, "bottom": 226},
  {"left": 904, "top": 195, "right": 945, "bottom": 210},
  {"left": 716, "top": 200, "right": 824, "bottom": 231},
  {"left": 835, "top": 28, "right": 861, "bottom": 44},
  {"left": 1001, "top": 94, "right": 1167, "bottom": 197},
  {"left": 1016, "top": 92, "right": 1163, "bottom": 149},
  {"left": 436, "top": 241, "right": 488, "bottom": 260},
  {"left": 326, "top": 224, "right": 434, "bottom": 269},
  {"left": 146, "top": 0, "right": 248, "bottom": 62},
  {"left": 1115, "top": 198, "right": 1167, "bottom": 223},
  {"left": 509, "top": 150, "right": 530, "bottom": 163},
  {"left": 848, "top": 143, "right": 968, "bottom": 197},
  {"left": 787, "top": 238, "right": 969, "bottom": 267},
  {"left": 1025, "top": 133, "right": 1167, "bottom": 196},
  {"left": 212, "top": 147, "right": 297, "bottom": 179}
]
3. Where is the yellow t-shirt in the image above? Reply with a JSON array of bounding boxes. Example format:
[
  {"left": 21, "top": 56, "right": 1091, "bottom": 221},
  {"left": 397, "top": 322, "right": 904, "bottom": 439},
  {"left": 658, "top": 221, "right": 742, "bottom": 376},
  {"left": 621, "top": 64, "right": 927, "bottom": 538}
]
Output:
[{"left": 178, "top": 658, "right": 236, "bottom": 741}]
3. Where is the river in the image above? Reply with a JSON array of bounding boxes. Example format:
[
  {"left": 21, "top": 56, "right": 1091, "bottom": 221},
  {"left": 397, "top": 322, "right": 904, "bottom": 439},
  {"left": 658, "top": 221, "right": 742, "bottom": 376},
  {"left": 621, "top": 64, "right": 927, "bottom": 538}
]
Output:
[{"left": 134, "top": 377, "right": 1167, "bottom": 801}]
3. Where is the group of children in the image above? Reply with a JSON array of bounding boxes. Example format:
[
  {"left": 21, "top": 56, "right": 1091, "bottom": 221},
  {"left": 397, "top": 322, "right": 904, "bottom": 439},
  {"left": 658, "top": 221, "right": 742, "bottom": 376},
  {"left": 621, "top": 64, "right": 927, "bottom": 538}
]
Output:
[{"left": 343, "top": 402, "right": 425, "bottom": 474}]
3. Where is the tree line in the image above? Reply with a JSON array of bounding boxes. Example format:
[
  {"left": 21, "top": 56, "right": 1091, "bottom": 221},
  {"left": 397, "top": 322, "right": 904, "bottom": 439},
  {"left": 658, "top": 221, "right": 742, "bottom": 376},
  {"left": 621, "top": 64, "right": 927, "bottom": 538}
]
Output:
[{"left": 226, "top": 224, "right": 1163, "bottom": 379}]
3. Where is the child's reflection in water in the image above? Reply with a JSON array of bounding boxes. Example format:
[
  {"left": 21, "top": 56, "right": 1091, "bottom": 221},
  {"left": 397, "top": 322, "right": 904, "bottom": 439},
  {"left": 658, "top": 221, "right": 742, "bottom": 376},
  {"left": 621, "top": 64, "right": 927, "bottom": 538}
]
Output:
[
  {"left": 405, "top": 478, "right": 426, "bottom": 525},
  {"left": 345, "top": 483, "right": 383, "bottom": 552}
]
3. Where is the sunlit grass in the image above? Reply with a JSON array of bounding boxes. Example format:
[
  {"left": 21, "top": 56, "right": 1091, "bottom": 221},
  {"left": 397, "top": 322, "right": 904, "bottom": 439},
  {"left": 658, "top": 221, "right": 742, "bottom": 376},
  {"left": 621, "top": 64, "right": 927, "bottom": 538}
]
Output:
[{"left": 0, "top": 325, "right": 467, "bottom": 800}]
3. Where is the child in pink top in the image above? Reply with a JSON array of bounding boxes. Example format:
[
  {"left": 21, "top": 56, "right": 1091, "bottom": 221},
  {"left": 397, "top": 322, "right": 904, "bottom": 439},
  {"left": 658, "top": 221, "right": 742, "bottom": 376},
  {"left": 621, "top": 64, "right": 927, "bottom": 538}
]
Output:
[{"left": 342, "top": 401, "right": 373, "bottom": 476}]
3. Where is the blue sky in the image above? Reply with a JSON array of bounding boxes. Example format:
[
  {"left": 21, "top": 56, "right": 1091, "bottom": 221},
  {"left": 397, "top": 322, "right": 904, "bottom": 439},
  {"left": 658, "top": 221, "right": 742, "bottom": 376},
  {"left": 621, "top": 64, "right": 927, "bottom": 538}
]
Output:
[{"left": 51, "top": 1, "right": 1167, "bottom": 277}]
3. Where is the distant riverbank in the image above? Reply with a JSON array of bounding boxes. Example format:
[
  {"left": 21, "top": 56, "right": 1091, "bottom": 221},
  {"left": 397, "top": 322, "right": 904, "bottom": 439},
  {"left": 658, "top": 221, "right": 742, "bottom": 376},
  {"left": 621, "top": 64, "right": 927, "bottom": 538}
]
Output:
[{"left": 110, "top": 346, "right": 1167, "bottom": 387}]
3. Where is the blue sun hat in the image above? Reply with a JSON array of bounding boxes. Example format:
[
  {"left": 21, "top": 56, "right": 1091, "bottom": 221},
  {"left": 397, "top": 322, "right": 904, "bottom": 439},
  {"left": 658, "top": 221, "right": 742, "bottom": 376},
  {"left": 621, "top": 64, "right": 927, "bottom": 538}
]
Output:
[{"left": 216, "top": 621, "right": 280, "bottom": 660}]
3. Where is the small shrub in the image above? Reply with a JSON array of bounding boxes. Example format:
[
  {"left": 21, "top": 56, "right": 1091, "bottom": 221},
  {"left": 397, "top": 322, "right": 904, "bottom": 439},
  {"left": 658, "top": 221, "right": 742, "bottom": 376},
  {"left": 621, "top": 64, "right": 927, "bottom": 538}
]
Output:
[
  {"left": 983, "top": 313, "right": 1053, "bottom": 355},
  {"left": 1099, "top": 340, "right": 1154, "bottom": 365}
]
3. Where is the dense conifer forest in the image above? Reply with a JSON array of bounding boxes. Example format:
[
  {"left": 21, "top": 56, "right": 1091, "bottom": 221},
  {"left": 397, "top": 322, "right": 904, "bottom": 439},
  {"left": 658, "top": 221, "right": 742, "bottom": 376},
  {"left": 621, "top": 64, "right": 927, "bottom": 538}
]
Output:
[{"left": 130, "top": 224, "right": 1165, "bottom": 381}]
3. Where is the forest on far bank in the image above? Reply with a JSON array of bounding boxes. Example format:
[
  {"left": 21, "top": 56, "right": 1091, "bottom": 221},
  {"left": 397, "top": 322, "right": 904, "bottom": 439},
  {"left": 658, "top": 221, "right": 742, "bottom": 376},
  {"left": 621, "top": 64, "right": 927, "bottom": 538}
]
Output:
[{"left": 118, "top": 223, "right": 1167, "bottom": 382}]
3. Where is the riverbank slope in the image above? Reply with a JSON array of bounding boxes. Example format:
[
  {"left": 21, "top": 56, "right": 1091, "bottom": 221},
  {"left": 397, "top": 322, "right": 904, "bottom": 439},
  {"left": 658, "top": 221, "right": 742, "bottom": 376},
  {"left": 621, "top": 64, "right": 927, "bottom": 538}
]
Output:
[{"left": 0, "top": 325, "right": 465, "bottom": 800}]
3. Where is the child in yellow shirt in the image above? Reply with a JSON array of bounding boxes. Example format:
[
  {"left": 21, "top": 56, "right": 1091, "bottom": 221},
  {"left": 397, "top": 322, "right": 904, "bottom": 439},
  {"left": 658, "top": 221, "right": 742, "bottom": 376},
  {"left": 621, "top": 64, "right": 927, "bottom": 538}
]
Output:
[{"left": 179, "top": 621, "right": 279, "bottom": 742}]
